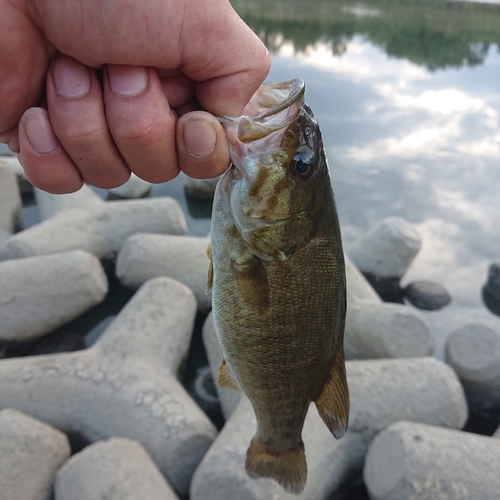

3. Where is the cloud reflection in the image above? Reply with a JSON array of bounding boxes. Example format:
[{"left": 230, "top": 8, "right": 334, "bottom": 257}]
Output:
[{"left": 269, "top": 35, "right": 500, "bottom": 348}]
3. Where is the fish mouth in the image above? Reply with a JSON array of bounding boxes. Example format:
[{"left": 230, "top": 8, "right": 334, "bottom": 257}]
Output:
[{"left": 218, "top": 79, "right": 306, "bottom": 144}]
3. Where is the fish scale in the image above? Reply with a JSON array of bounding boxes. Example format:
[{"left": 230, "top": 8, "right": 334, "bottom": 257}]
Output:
[{"left": 208, "top": 79, "right": 349, "bottom": 494}]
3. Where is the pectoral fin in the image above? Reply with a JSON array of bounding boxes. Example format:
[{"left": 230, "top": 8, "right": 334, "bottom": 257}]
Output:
[
  {"left": 314, "top": 348, "right": 350, "bottom": 439},
  {"left": 232, "top": 258, "right": 270, "bottom": 309},
  {"left": 217, "top": 359, "right": 240, "bottom": 391},
  {"left": 206, "top": 243, "right": 213, "bottom": 293}
]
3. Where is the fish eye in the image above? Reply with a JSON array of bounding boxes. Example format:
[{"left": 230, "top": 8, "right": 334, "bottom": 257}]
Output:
[{"left": 290, "top": 151, "right": 315, "bottom": 179}]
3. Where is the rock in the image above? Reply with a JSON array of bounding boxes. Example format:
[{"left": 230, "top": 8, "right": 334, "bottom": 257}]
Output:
[
  {"left": 0, "top": 277, "right": 217, "bottom": 496},
  {"left": 344, "top": 256, "right": 434, "bottom": 359},
  {"left": 190, "top": 357, "right": 467, "bottom": 500},
  {"left": 485, "top": 262, "right": 500, "bottom": 302},
  {"left": 445, "top": 322, "right": 500, "bottom": 413},
  {"left": 189, "top": 366, "right": 222, "bottom": 422},
  {"left": 346, "top": 217, "right": 421, "bottom": 294},
  {"left": 34, "top": 185, "right": 103, "bottom": 220},
  {"left": 0, "top": 408, "right": 70, "bottom": 500},
  {"left": 0, "top": 156, "right": 31, "bottom": 194},
  {"left": 364, "top": 421, "right": 500, "bottom": 500},
  {"left": 184, "top": 176, "right": 222, "bottom": 199},
  {"left": 108, "top": 173, "right": 152, "bottom": 200},
  {"left": 201, "top": 312, "right": 241, "bottom": 420},
  {"left": 116, "top": 233, "right": 211, "bottom": 311},
  {"left": 0, "top": 160, "right": 23, "bottom": 233},
  {"left": 494, "top": 425, "right": 500, "bottom": 438},
  {"left": 345, "top": 302, "right": 434, "bottom": 359},
  {"left": 54, "top": 438, "right": 179, "bottom": 500},
  {"left": 0, "top": 198, "right": 187, "bottom": 262},
  {"left": 404, "top": 280, "right": 451, "bottom": 310},
  {"left": 0, "top": 250, "right": 108, "bottom": 341}
]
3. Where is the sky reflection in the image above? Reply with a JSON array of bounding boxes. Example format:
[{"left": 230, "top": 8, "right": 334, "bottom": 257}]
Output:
[{"left": 266, "top": 36, "right": 500, "bottom": 354}]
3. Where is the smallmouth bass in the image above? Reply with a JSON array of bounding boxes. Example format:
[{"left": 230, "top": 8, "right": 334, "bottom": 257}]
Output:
[{"left": 207, "top": 79, "right": 349, "bottom": 494}]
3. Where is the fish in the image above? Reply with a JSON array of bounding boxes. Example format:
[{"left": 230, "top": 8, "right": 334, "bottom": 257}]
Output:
[{"left": 207, "top": 78, "right": 349, "bottom": 494}]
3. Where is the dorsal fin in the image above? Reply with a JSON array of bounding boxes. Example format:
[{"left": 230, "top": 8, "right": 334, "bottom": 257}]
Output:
[{"left": 206, "top": 242, "right": 213, "bottom": 293}]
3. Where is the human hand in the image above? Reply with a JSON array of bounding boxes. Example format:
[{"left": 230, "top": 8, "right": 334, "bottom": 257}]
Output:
[{"left": 0, "top": 0, "right": 270, "bottom": 193}]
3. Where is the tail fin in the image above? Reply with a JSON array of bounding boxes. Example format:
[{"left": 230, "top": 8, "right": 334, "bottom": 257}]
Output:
[{"left": 245, "top": 438, "right": 307, "bottom": 494}]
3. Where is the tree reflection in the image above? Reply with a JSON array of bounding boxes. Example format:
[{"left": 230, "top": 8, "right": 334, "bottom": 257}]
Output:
[{"left": 233, "top": 0, "right": 500, "bottom": 70}]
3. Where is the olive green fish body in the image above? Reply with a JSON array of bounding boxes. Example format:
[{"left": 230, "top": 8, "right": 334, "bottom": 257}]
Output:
[{"left": 210, "top": 79, "right": 349, "bottom": 494}]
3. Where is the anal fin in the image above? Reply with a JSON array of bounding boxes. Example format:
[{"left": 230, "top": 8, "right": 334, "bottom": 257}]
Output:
[
  {"left": 314, "top": 347, "right": 350, "bottom": 439},
  {"left": 217, "top": 359, "right": 240, "bottom": 391}
]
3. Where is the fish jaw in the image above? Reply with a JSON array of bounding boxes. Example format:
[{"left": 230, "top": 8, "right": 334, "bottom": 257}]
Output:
[{"left": 218, "top": 81, "right": 327, "bottom": 262}]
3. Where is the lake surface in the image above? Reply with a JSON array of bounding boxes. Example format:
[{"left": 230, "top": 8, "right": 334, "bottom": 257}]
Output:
[{"left": 232, "top": 0, "right": 500, "bottom": 357}]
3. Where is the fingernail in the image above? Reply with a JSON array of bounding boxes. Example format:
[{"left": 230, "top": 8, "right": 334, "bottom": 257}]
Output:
[
  {"left": 22, "top": 109, "right": 58, "bottom": 154},
  {"left": 184, "top": 118, "right": 217, "bottom": 158},
  {"left": 108, "top": 65, "right": 148, "bottom": 96},
  {"left": 53, "top": 56, "right": 91, "bottom": 97}
]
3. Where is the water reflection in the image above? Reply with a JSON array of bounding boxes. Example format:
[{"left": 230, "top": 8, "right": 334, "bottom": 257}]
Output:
[
  {"left": 231, "top": 0, "right": 500, "bottom": 354},
  {"left": 233, "top": 0, "right": 500, "bottom": 70}
]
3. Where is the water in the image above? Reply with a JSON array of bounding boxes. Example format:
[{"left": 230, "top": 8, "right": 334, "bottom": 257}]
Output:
[{"left": 232, "top": 0, "right": 500, "bottom": 358}]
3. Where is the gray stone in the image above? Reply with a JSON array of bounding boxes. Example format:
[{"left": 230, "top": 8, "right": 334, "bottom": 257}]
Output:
[
  {"left": 0, "top": 277, "right": 217, "bottom": 496},
  {"left": 0, "top": 155, "right": 32, "bottom": 194},
  {"left": 485, "top": 262, "right": 500, "bottom": 302},
  {"left": 116, "top": 233, "right": 211, "bottom": 311},
  {"left": 55, "top": 438, "right": 179, "bottom": 500},
  {"left": 190, "top": 357, "right": 467, "bottom": 500},
  {"left": 0, "top": 250, "right": 108, "bottom": 341},
  {"left": 34, "top": 185, "right": 103, "bottom": 220},
  {"left": 0, "top": 198, "right": 187, "bottom": 262},
  {"left": 364, "top": 421, "right": 500, "bottom": 500},
  {"left": 108, "top": 173, "right": 152, "bottom": 199},
  {"left": 0, "top": 160, "right": 22, "bottom": 233},
  {"left": 344, "top": 256, "right": 434, "bottom": 359},
  {"left": 494, "top": 425, "right": 500, "bottom": 438},
  {"left": 189, "top": 366, "right": 221, "bottom": 421},
  {"left": 404, "top": 280, "right": 452, "bottom": 311},
  {"left": 0, "top": 408, "right": 70, "bottom": 500},
  {"left": 445, "top": 322, "right": 500, "bottom": 412},
  {"left": 346, "top": 216, "right": 421, "bottom": 281},
  {"left": 201, "top": 312, "right": 241, "bottom": 420},
  {"left": 184, "top": 176, "right": 222, "bottom": 199},
  {"left": 345, "top": 302, "right": 434, "bottom": 359}
]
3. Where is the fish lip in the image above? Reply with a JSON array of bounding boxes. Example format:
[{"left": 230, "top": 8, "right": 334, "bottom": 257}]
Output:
[{"left": 217, "top": 78, "right": 305, "bottom": 124}]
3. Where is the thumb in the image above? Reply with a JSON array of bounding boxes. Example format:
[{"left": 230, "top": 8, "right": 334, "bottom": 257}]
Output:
[{"left": 182, "top": 2, "right": 270, "bottom": 117}]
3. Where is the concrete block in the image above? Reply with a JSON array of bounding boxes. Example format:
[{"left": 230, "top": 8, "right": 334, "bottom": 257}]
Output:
[
  {"left": 108, "top": 173, "right": 152, "bottom": 199},
  {"left": 0, "top": 198, "right": 187, "bottom": 261},
  {"left": 0, "top": 160, "right": 22, "bottom": 233},
  {"left": 34, "top": 185, "right": 103, "bottom": 220},
  {"left": 0, "top": 250, "right": 108, "bottom": 341},
  {"left": 116, "top": 233, "right": 211, "bottom": 311},
  {"left": 445, "top": 322, "right": 500, "bottom": 412},
  {"left": 345, "top": 302, "right": 434, "bottom": 359},
  {"left": 346, "top": 216, "right": 421, "bottom": 282},
  {"left": 345, "top": 256, "right": 434, "bottom": 359},
  {"left": 191, "top": 357, "right": 467, "bottom": 499},
  {"left": 0, "top": 277, "right": 217, "bottom": 496},
  {"left": 55, "top": 438, "right": 179, "bottom": 500},
  {"left": 0, "top": 408, "right": 70, "bottom": 500},
  {"left": 364, "top": 421, "right": 500, "bottom": 500}
]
